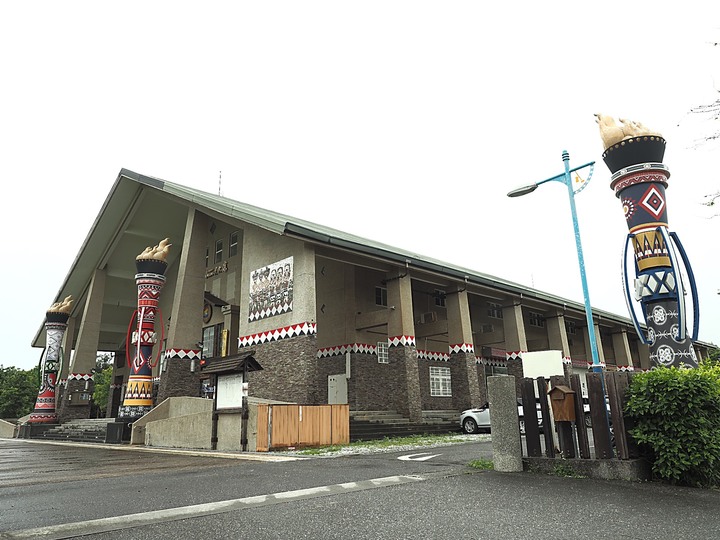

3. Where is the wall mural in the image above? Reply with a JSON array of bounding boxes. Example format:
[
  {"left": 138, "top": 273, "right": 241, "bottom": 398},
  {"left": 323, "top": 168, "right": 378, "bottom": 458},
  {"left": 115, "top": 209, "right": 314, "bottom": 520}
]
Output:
[{"left": 248, "top": 256, "right": 293, "bottom": 322}]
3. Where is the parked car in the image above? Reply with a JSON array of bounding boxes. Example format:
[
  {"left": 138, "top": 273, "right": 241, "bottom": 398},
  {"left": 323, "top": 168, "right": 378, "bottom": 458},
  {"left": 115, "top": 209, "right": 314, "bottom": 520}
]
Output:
[{"left": 460, "top": 399, "right": 542, "bottom": 435}]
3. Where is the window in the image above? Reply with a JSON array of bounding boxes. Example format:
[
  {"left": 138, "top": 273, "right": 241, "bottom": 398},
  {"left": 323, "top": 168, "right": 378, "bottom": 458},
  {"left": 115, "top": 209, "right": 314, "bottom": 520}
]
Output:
[
  {"left": 201, "top": 323, "right": 224, "bottom": 358},
  {"left": 205, "top": 247, "right": 209, "bottom": 268},
  {"left": 377, "top": 341, "right": 389, "bottom": 364},
  {"left": 529, "top": 311, "right": 545, "bottom": 328},
  {"left": 375, "top": 286, "right": 388, "bottom": 307},
  {"left": 214, "top": 240, "right": 223, "bottom": 264},
  {"left": 434, "top": 289, "right": 446, "bottom": 308},
  {"left": 566, "top": 321, "right": 577, "bottom": 335},
  {"left": 229, "top": 231, "right": 239, "bottom": 257},
  {"left": 487, "top": 302, "right": 503, "bottom": 319},
  {"left": 430, "top": 366, "right": 452, "bottom": 397}
]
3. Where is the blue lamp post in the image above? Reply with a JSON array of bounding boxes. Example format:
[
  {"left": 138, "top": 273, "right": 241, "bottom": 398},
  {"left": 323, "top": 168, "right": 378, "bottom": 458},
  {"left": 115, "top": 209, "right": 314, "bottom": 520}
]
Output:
[{"left": 507, "top": 151, "right": 602, "bottom": 373}]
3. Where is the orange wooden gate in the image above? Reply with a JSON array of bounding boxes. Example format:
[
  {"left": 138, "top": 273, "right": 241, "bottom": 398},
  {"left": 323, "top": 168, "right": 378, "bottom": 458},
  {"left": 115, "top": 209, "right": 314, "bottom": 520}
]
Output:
[{"left": 256, "top": 404, "right": 349, "bottom": 452}]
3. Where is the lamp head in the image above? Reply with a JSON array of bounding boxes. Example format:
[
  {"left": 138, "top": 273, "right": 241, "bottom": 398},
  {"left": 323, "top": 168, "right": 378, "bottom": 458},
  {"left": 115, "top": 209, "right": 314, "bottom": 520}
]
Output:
[{"left": 507, "top": 184, "right": 538, "bottom": 198}]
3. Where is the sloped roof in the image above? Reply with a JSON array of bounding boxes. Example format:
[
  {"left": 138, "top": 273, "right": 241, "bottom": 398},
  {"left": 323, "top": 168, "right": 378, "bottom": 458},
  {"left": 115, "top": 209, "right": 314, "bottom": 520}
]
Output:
[
  {"left": 121, "top": 169, "right": 629, "bottom": 322},
  {"left": 34, "top": 168, "right": 647, "bottom": 350}
]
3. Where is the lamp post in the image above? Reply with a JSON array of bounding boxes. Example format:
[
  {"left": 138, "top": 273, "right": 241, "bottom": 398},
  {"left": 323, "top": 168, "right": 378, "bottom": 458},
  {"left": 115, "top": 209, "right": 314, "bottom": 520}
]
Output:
[{"left": 507, "top": 151, "right": 602, "bottom": 373}]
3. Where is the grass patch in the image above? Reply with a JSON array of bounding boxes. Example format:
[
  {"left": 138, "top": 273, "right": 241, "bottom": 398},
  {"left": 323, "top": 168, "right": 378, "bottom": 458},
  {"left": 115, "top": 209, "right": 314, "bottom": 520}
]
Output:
[
  {"left": 469, "top": 459, "right": 494, "bottom": 470},
  {"left": 294, "top": 433, "right": 476, "bottom": 456},
  {"left": 552, "top": 462, "right": 586, "bottom": 479}
]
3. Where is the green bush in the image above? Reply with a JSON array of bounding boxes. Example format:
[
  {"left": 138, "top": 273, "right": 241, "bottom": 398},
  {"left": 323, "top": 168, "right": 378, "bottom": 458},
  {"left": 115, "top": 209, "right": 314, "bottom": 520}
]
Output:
[{"left": 625, "top": 361, "right": 720, "bottom": 487}]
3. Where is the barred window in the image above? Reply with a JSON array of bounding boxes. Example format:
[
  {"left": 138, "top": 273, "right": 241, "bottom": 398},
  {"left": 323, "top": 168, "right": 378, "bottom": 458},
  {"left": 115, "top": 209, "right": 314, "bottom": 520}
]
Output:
[
  {"left": 529, "top": 311, "right": 545, "bottom": 328},
  {"left": 377, "top": 341, "right": 389, "bottom": 364},
  {"left": 429, "top": 366, "right": 452, "bottom": 397},
  {"left": 487, "top": 302, "right": 504, "bottom": 319}
]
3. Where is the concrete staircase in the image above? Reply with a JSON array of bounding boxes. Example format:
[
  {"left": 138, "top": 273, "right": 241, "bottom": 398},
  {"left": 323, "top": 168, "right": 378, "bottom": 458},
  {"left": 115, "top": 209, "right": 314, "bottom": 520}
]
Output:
[
  {"left": 349, "top": 410, "right": 460, "bottom": 442},
  {"left": 32, "top": 418, "right": 113, "bottom": 443}
]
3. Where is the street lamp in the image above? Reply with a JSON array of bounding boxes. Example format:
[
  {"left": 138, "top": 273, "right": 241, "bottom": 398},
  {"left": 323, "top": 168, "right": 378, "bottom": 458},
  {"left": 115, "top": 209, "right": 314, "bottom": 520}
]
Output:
[{"left": 507, "top": 151, "right": 602, "bottom": 373}]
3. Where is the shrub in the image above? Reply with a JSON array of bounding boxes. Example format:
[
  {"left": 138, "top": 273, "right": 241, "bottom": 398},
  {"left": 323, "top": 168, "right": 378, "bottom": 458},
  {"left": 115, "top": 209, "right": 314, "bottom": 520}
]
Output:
[{"left": 625, "top": 361, "right": 720, "bottom": 487}]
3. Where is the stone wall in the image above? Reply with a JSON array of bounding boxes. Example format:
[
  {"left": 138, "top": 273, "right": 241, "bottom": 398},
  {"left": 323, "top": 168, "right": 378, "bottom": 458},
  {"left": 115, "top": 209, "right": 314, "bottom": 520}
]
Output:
[
  {"left": 156, "top": 359, "right": 202, "bottom": 403},
  {"left": 246, "top": 334, "right": 320, "bottom": 404}
]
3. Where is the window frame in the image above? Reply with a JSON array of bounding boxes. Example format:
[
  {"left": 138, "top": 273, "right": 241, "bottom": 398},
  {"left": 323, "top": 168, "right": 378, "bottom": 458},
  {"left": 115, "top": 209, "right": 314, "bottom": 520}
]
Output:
[
  {"left": 429, "top": 366, "right": 452, "bottom": 397},
  {"left": 375, "top": 286, "right": 388, "bottom": 307},
  {"left": 377, "top": 341, "right": 389, "bottom": 364},
  {"left": 214, "top": 239, "right": 223, "bottom": 264},
  {"left": 229, "top": 231, "right": 239, "bottom": 257}
]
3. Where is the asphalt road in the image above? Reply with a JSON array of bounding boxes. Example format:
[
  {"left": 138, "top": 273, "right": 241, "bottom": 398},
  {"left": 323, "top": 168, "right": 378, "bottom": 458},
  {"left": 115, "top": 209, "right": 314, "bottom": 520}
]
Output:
[{"left": 2, "top": 438, "right": 720, "bottom": 539}]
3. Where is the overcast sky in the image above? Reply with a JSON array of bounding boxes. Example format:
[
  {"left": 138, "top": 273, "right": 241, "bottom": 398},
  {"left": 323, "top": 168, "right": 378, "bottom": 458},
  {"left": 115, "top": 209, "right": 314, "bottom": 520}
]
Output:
[{"left": 2, "top": 2, "right": 719, "bottom": 371}]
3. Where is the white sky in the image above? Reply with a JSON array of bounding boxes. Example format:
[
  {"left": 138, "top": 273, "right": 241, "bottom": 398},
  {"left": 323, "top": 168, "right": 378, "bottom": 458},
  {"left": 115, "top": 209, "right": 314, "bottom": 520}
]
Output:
[{"left": 2, "top": 2, "right": 719, "bottom": 371}]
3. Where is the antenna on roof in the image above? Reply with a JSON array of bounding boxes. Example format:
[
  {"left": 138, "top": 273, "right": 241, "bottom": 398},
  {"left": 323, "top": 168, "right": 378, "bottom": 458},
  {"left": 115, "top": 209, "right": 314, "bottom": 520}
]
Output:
[{"left": 218, "top": 170, "right": 222, "bottom": 197}]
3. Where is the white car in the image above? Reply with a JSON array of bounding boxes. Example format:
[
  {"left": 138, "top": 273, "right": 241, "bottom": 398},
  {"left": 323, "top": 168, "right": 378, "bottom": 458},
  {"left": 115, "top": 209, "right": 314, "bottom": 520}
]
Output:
[{"left": 460, "top": 399, "right": 541, "bottom": 434}]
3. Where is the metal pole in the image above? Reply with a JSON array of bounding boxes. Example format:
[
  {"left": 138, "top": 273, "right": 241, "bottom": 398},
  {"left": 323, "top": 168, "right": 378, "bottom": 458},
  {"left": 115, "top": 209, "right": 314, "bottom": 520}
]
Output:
[{"left": 562, "top": 151, "right": 602, "bottom": 372}]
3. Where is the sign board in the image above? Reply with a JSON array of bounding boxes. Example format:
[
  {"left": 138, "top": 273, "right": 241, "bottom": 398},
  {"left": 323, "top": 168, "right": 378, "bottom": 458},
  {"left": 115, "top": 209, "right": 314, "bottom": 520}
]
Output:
[
  {"left": 216, "top": 373, "right": 245, "bottom": 409},
  {"left": 521, "top": 350, "right": 564, "bottom": 380}
]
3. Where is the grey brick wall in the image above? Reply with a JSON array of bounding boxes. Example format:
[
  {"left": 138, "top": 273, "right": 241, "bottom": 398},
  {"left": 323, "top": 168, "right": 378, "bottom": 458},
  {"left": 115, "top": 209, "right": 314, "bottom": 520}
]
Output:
[
  {"left": 157, "top": 359, "right": 202, "bottom": 404},
  {"left": 245, "top": 334, "right": 320, "bottom": 404}
]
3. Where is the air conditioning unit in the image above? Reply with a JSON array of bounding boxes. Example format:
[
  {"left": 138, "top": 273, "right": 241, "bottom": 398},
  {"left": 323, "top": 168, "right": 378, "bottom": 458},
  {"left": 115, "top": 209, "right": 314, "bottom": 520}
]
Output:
[
  {"left": 417, "top": 311, "right": 437, "bottom": 324},
  {"left": 480, "top": 323, "right": 494, "bottom": 334}
]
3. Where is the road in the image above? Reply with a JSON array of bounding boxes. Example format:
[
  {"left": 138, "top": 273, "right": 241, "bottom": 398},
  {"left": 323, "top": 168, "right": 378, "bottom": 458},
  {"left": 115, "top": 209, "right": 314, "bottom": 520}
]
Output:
[{"left": 2, "top": 437, "right": 720, "bottom": 539}]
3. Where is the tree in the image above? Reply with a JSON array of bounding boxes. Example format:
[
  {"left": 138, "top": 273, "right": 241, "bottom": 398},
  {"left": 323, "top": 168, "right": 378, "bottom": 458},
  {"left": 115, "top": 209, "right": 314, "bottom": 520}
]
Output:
[
  {"left": 0, "top": 365, "right": 40, "bottom": 419},
  {"left": 91, "top": 352, "right": 115, "bottom": 417}
]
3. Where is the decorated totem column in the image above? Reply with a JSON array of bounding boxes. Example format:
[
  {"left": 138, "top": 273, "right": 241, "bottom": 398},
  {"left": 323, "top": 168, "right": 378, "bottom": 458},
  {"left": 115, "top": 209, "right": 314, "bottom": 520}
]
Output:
[
  {"left": 27, "top": 296, "right": 74, "bottom": 424},
  {"left": 596, "top": 114, "right": 699, "bottom": 368},
  {"left": 118, "top": 239, "right": 171, "bottom": 421}
]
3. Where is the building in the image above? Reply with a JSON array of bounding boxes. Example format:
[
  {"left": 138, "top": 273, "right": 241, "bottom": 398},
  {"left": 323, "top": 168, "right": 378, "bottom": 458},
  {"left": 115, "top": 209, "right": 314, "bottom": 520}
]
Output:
[{"left": 33, "top": 169, "right": 715, "bottom": 424}]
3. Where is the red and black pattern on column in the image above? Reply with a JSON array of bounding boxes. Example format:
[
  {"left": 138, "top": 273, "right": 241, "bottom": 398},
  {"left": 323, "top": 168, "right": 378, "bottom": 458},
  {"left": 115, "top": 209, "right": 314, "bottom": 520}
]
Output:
[
  {"left": 604, "top": 135, "right": 698, "bottom": 368},
  {"left": 28, "top": 313, "right": 70, "bottom": 424},
  {"left": 118, "top": 261, "right": 167, "bottom": 421}
]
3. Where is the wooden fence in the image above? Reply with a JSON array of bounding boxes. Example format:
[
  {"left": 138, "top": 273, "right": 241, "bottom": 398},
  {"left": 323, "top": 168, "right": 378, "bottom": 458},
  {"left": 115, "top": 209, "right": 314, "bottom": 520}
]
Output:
[
  {"left": 256, "top": 404, "right": 349, "bottom": 452},
  {"left": 521, "top": 371, "right": 638, "bottom": 461}
]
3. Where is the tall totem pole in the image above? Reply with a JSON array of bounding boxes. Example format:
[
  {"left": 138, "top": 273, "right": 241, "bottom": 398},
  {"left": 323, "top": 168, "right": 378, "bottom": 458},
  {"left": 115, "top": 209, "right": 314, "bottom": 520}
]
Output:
[
  {"left": 118, "top": 239, "right": 171, "bottom": 421},
  {"left": 596, "top": 114, "right": 699, "bottom": 368},
  {"left": 28, "top": 296, "right": 74, "bottom": 424}
]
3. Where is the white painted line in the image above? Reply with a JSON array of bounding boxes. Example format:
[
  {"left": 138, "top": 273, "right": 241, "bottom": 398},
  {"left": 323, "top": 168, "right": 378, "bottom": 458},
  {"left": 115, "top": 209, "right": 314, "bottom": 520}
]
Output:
[
  {"left": 0, "top": 475, "right": 425, "bottom": 540},
  {"left": 11, "top": 438, "right": 303, "bottom": 461},
  {"left": 398, "top": 452, "right": 442, "bottom": 461}
]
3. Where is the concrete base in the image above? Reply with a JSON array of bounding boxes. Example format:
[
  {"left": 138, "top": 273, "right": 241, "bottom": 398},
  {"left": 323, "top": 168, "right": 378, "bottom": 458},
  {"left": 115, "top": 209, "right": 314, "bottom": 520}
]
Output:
[
  {"left": 0, "top": 419, "right": 19, "bottom": 438},
  {"left": 523, "top": 457, "right": 652, "bottom": 482},
  {"left": 105, "top": 421, "right": 132, "bottom": 444},
  {"left": 17, "top": 423, "right": 57, "bottom": 439}
]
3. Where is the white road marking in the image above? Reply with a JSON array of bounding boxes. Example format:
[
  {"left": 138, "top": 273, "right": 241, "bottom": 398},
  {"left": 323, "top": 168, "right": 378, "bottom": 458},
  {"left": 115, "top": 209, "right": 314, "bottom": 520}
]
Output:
[
  {"left": 0, "top": 475, "right": 425, "bottom": 540},
  {"left": 398, "top": 452, "right": 442, "bottom": 461}
]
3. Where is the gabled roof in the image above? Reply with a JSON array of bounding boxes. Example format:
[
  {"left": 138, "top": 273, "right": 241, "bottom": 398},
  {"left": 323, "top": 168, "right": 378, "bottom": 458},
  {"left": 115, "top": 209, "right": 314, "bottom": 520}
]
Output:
[{"left": 34, "top": 168, "right": 647, "bottom": 350}]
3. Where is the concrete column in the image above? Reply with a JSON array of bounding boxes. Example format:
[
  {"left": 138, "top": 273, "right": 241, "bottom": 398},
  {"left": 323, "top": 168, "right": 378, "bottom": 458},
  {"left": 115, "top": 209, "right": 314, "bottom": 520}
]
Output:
[
  {"left": 585, "top": 323, "right": 606, "bottom": 367},
  {"left": 59, "top": 316, "right": 77, "bottom": 381},
  {"left": 386, "top": 270, "right": 421, "bottom": 422},
  {"left": 502, "top": 303, "right": 527, "bottom": 394},
  {"left": 546, "top": 311, "right": 570, "bottom": 357},
  {"left": 157, "top": 209, "right": 207, "bottom": 403},
  {"left": 446, "top": 287, "right": 481, "bottom": 409},
  {"left": 611, "top": 329, "right": 633, "bottom": 369},
  {"left": 56, "top": 315, "right": 77, "bottom": 405},
  {"left": 58, "top": 269, "right": 106, "bottom": 422},
  {"left": 502, "top": 302, "right": 528, "bottom": 352},
  {"left": 637, "top": 344, "right": 651, "bottom": 371},
  {"left": 487, "top": 375, "right": 523, "bottom": 472}
]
